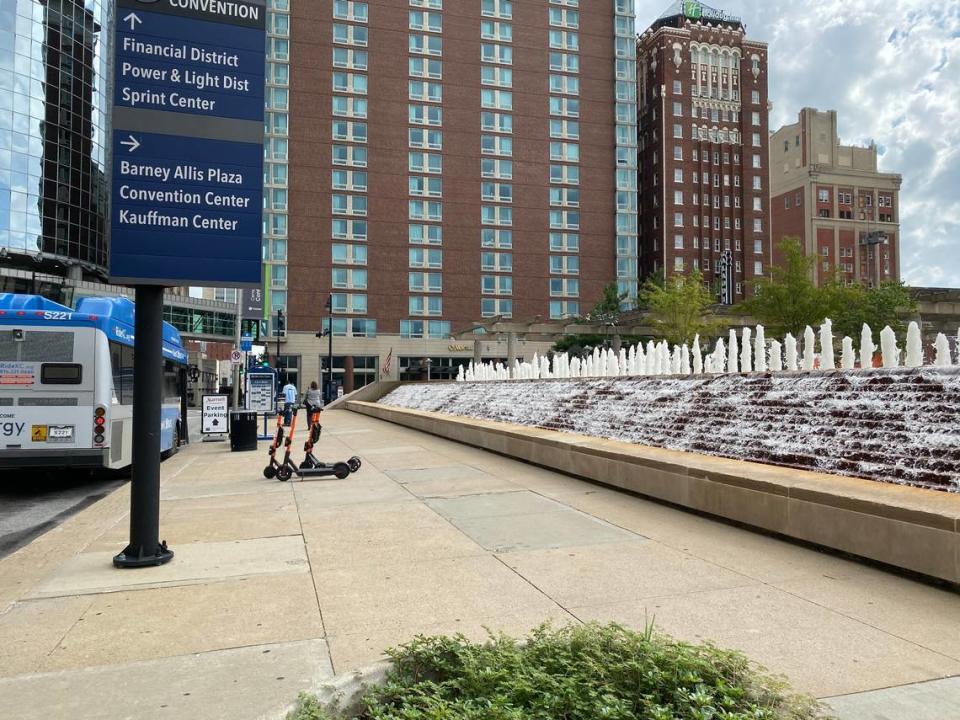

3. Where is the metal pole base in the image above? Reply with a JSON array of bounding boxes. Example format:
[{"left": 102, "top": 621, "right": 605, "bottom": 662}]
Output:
[{"left": 113, "top": 540, "right": 174, "bottom": 568}]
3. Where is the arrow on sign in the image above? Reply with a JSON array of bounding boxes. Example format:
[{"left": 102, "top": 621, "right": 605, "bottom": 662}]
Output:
[
  {"left": 120, "top": 135, "right": 140, "bottom": 153},
  {"left": 123, "top": 12, "right": 142, "bottom": 31}
]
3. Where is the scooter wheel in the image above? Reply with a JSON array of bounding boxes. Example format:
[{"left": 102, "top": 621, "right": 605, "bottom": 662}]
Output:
[
  {"left": 263, "top": 465, "right": 277, "bottom": 479},
  {"left": 347, "top": 457, "right": 361, "bottom": 472},
  {"left": 276, "top": 465, "right": 292, "bottom": 482},
  {"left": 333, "top": 462, "right": 351, "bottom": 480}
]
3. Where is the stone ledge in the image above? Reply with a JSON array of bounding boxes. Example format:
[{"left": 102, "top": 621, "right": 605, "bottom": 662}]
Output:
[{"left": 346, "top": 400, "right": 960, "bottom": 585}]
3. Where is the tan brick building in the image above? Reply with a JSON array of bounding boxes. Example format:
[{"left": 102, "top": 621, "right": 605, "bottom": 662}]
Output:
[
  {"left": 770, "top": 107, "right": 901, "bottom": 287},
  {"left": 637, "top": 1, "right": 771, "bottom": 304}
]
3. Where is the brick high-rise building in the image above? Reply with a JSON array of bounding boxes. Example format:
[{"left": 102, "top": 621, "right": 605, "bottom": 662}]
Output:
[
  {"left": 770, "top": 108, "right": 901, "bottom": 287},
  {"left": 282, "top": 0, "right": 639, "bottom": 388},
  {"left": 637, "top": 1, "right": 770, "bottom": 303}
]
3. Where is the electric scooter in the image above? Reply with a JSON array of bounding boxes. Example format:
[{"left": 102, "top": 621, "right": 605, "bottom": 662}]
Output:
[
  {"left": 262, "top": 412, "right": 285, "bottom": 479},
  {"left": 275, "top": 406, "right": 362, "bottom": 482}
]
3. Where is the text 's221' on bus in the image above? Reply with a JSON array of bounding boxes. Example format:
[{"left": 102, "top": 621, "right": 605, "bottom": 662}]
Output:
[{"left": 0, "top": 294, "right": 188, "bottom": 470}]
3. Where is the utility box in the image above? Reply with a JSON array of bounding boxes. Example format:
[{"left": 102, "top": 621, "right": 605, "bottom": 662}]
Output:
[{"left": 229, "top": 411, "right": 258, "bottom": 452}]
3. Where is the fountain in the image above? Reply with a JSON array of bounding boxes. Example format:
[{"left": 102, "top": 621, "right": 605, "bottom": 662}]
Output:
[
  {"left": 741, "top": 327, "right": 753, "bottom": 373},
  {"left": 905, "top": 321, "right": 924, "bottom": 368},
  {"left": 880, "top": 326, "right": 899, "bottom": 368},
  {"left": 755, "top": 326, "right": 767, "bottom": 373},
  {"left": 860, "top": 324, "right": 875, "bottom": 369},
  {"left": 769, "top": 340, "right": 783, "bottom": 372},
  {"left": 727, "top": 329, "right": 739, "bottom": 374},
  {"left": 934, "top": 333, "right": 952, "bottom": 367},
  {"left": 784, "top": 334, "right": 798, "bottom": 372},
  {"left": 692, "top": 335, "right": 703, "bottom": 375},
  {"left": 819, "top": 319, "right": 835, "bottom": 370},
  {"left": 840, "top": 337, "right": 855, "bottom": 370},
  {"left": 802, "top": 326, "right": 816, "bottom": 371}
]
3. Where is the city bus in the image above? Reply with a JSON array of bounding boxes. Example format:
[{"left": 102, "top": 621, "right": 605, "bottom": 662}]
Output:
[{"left": 0, "top": 294, "right": 188, "bottom": 470}]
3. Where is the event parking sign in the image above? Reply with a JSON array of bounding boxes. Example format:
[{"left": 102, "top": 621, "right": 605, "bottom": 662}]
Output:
[{"left": 110, "top": 0, "right": 265, "bottom": 287}]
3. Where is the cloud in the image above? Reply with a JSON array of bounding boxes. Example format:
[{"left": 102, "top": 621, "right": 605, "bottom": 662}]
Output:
[{"left": 637, "top": 1, "right": 960, "bottom": 288}]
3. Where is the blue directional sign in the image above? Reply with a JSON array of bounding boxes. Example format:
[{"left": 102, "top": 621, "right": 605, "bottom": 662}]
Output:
[{"left": 110, "top": 0, "right": 266, "bottom": 287}]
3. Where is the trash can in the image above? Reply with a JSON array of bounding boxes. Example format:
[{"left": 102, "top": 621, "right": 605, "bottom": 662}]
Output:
[{"left": 229, "top": 410, "right": 258, "bottom": 451}]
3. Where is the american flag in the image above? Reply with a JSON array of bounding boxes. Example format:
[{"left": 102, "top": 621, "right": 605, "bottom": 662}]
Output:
[{"left": 381, "top": 348, "right": 393, "bottom": 378}]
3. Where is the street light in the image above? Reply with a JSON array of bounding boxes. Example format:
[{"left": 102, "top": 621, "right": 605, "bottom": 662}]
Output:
[
  {"left": 424, "top": 357, "right": 433, "bottom": 381},
  {"left": 315, "top": 295, "right": 333, "bottom": 404},
  {"left": 275, "top": 308, "right": 284, "bottom": 378}
]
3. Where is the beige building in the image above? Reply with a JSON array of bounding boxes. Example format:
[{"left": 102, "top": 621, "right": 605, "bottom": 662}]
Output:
[{"left": 770, "top": 108, "right": 901, "bottom": 287}]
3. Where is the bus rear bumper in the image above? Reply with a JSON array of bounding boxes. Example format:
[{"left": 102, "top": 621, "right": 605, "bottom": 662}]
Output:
[{"left": 0, "top": 449, "right": 108, "bottom": 469}]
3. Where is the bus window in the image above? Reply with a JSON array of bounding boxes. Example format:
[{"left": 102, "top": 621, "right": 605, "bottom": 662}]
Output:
[
  {"left": 110, "top": 342, "right": 135, "bottom": 404},
  {"left": 0, "top": 330, "right": 18, "bottom": 361},
  {"left": 163, "top": 360, "right": 182, "bottom": 403},
  {"left": 21, "top": 331, "right": 74, "bottom": 362},
  {"left": 41, "top": 363, "right": 83, "bottom": 384}
]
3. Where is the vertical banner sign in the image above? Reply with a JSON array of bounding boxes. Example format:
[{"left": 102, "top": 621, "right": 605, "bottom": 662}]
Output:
[
  {"left": 241, "top": 286, "right": 264, "bottom": 320},
  {"left": 110, "top": 0, "right": 266, "bottom": 287}
]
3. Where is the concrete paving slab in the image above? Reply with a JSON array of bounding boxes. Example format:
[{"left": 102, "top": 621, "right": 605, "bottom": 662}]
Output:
[
  {"left": 326, "top": 608, "right": 579, "bottom": 673},
  {"left": 776, "top": 567, "right": 960, "bottom": 662},
  {"left": 448, "top": 507, "right": 638, "bottom": 553},
  {"left": 362, "top": 449, "right": 461, "bottom": 471},
  {"left": 86, "top": 494, "right": 302, "bottom": 551},
  {"left": 40, "top": 573, "right": 324, "bottom": 671},
  {"left": 555, "top": 486, "right": 866, "bottom": 584},
  {"left": 572, "top": 585, "right": 960, "bottom": 698},
  {"left": 427, "top": 490, "right": 571, "bottom": 520},
  {"left": 0, "top": 639, "right": 333, "bottom": 720},
  {"left": 301, "top": 501, "right": 485, "bottom": 569},
  {"left": 399, "top": 473, "right": 523, "bottom": 499},
  {"left": 161, "top": 480, "right": 290, "bottom": 501},
  {"left": 292, "top": 476, "right": 415, "bottom": 509},
  {"left": 386, "top": 465, "right": 492, "bottom": 484},
  {"left": 28, "top": 535, "right": 309, "bottom": 598},
  {"left": 505, "top": 541, "right": 755, "bottom": 607},
  {"left": 314, "top": 555, "right": 561, "bottom": 636},
  {"left": 0, "top": 595, "right": 94, "bottom": 676},
  {"left": 825, "top": 676, "right": 960, "bottom": 719}
]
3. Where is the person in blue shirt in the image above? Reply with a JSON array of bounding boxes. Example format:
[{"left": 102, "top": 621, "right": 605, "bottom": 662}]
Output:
[{"left": 282, "top": 380, "right": 299, "bottom": 426}]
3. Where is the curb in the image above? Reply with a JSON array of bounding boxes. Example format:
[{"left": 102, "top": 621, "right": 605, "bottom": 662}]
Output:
[{"left": 266, "top": 660, "right": 393, "bottom": 720}]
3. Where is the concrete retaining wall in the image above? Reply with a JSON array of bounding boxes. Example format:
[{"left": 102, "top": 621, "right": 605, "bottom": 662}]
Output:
[{"left": 346, "top": 400, "right": 960, "bottom": 584}]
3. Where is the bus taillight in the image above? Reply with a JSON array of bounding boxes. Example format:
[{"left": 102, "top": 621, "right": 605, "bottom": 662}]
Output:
[{"left": 93, "top": 407, "right": 106, "bottom": 445}]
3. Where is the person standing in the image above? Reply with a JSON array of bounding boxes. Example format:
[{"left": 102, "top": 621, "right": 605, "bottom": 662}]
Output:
[
  {"left": 282, "top": 379, "right": 299, "bottom": 426},
  {"left": 304, "top": 380, "right": 323, "bottom": 417}
]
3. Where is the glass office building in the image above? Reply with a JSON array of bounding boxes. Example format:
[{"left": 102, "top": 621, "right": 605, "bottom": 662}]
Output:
[{"left": 0, "top": 0, "right": 111, "bottom": 277}]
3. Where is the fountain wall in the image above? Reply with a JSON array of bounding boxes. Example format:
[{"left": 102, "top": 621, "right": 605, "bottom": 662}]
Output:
[{"left": 379, "top": 368, "right": 960, "bottom": 492}]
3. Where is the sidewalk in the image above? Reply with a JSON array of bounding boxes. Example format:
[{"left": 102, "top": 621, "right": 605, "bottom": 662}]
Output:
[{"left": 0, "top": 409, "right": 958, "bottom": 719}]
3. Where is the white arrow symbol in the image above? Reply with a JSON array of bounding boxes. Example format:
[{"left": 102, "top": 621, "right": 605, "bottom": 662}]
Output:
[
  {"left": 123, "top": 12, "right": 142, "bottom": 31},
  {"left": 120, "top": 135, "right": 140, "bottom": 152}
]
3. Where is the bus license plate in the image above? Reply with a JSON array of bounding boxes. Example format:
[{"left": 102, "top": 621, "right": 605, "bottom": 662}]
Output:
[{"left": 47, "top": 426, "right": 74, "bottom": 442}]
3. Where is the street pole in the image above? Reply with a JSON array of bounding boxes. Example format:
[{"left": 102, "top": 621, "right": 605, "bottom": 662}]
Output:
[
  {"left": 326, "top": 295, "right": 333, "bottom": 404},
  {"left": 114, "top": 286, "right": 173, "bottom": 568},
  {"left": 232, "top": 289, "right": 241, "bottom": 408},
  {"left": 276, "top": 308, "right": 283, "bottom": 380}
]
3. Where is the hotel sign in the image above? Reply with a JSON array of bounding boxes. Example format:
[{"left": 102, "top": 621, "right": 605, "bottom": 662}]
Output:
[{"left": 681, "top": 1, "right": 741, "bottom": 23}]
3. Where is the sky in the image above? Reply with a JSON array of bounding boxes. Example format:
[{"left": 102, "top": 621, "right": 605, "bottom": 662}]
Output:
[{"left": 636, "top": 0, "right": 960, "bottom": 288}]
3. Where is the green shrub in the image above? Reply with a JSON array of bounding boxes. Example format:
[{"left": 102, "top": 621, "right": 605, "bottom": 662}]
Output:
[{"left": 290, "top": 623, "right": 831, "bottom": 720}]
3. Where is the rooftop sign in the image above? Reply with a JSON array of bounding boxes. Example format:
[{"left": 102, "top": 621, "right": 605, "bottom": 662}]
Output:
[
  {"left": 109, "top": 0, "right": 266, "bottom": 288},
  {"left": 681, "top": 1, "right": 741, "bottom": 24}
]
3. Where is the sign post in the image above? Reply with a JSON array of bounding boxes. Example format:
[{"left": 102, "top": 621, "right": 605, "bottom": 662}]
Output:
[
  {"left": 201, "top": 394, "right": 231, "bottom": 438},
  {"left": 245, "top": 369, "right": 277, "bottom": 439},
  {"left": 110, "top": 0, "right": 265, "bottom": 568}
]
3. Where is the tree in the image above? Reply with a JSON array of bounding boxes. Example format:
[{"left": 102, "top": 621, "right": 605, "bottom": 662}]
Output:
[
  {"left": 584, "top": 282, "right": 628, "bottom": 320},
  {"left": 638, "top": 270, "right": 715, "bottom": 346},
  {"left": 829, "top": 281, "right": 917, "bottom": 339},
  {"left": 741, "top": 238, "right": 831, "bottom": 337},
  {"left": 550, "top": 283, "right": 630, "bottom": 355}
]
